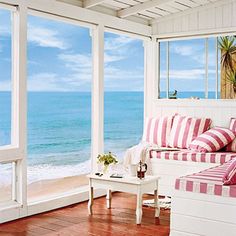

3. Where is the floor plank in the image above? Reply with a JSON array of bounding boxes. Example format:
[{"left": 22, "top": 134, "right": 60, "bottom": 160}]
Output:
[{"left": 0, "top": 192, "right": 170, "bottom": 236}]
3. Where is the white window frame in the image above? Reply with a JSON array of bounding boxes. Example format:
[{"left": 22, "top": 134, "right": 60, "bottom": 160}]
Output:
[{"left": 0, "top": 1, "right": 27, "bottom": 214}]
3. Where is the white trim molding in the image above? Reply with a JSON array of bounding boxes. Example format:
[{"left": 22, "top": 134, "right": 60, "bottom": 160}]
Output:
[{"left": 27, "top": 0, "right": 151, "bottom": 36}]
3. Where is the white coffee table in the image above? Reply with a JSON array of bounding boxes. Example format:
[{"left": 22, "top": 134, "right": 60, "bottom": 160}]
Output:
[{"left": 87, "top": 174, "right": 160, "bottom": 224}]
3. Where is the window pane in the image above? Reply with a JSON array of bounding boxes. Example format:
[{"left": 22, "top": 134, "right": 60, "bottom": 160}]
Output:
[
  {"left": 159, "top": 42, "right": 167, "bottom": 98},
  {"left": 0, "top": 8, "right": 12, "bottom": 146},
  {"left": 0, "top": 163, "right": 12, "bottom": 203},
  {"left": 104, "top": 32, "right": 144, "bottom": 162},
  {"left": 27, "top": 15, "right": 92, "bottom": 201},
  {"left": 169, "top": 38, "right": 205, "bottom": 99}
]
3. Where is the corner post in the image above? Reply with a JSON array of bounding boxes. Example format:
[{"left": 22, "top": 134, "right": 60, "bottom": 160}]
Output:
[
  {"left": 143, "top": 37, "right": 158, "bottom": 120},
  {"left": 91, "top": 24, "right": 104, "bottom": 173}
]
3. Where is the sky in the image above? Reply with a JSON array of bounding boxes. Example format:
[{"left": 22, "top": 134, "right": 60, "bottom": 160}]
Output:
[
  {"left": 0, "top": 8, "right": 220, "bottom": 93},
  {"left": 0, "top": 9, "right": 144, "bottom": 92}
]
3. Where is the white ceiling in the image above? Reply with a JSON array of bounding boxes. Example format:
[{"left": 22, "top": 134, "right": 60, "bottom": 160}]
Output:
[{"left": 75, "top": 0, "right": 219, "bottom": 24}]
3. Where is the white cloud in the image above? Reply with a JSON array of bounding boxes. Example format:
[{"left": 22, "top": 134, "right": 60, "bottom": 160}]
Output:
[
  {"left": 28, "top": 53, "right": 93, "bottom": 91},
  {"left": 28, "top": 25, "right": 68, "bottom": 50},
  {"left": 104, "top": 35, "right": 139, "bottom": 64},
  {"left": 105, "top": 35, "right": 137, "bottom": 51},
  {"left": 27, "top": 34, "right": 143, "bottom": 91},
  {"left": 28, "top": 60, "right": 40, "bottom": 66},
  {"left": 104, "top": 53, "right": 124, "bottom": 63},
  {"left": 58, "top": 53, "right": 91, "bottom": 69},
  {"left": 28, "top": 73, "right": 62, "bottom": 91},
  {"left": 58, "top": 53, "right": 92, "bottom": 79},
  {"left": 171, "top": 44, "right": 216, "bottom": 67},
  {"left": 192, "top": 52, "right": 216, "bottom": 67},
  {"left": 0, "top": 26, "right": 11, "bottom": 36},
  {"left": 28, "top": 70, "right": 92, "bottom": 91},
  {"left": 28, "top": 50, "right": 144, "bottom": 91},
  {"left": 160, "top": 69, "right": 215, "bottom": 80},
  {"left": 0, "top": 25, "right": 11, "bottom": 52},
  {"left": 173, "top": 45, "right": 193, "bottom": 56},
  {"left": 105, "top": 66, "right": 143, "bottom": 80},
  {"left": 0, "top": 80, "right": 11, "bottom": 91}
]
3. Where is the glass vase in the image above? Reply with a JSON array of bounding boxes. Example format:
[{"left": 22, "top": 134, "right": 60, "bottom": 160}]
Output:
[{"left": 102, "top": 165, "right": 109, "bottom": 174}]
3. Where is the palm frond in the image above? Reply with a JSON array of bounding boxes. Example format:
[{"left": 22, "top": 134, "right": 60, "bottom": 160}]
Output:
[
  {"left": 226, "top": 70, "right": 236, "bottom": 84},
  {"left": 218, "top": 36, "right": 236, "bottom": 71}
]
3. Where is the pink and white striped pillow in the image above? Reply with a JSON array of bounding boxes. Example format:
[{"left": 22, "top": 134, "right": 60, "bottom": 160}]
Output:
[
  {"left": 225, "top": 118, "right": 236, "bottom": 152},
  {"left": 169, "top": 115, "right": 212, "bottom": 149},
  {"left": 142, "top": 116, "right": 173, "bottom": 147},
  {"left": 223, "top": 158, "right": 236, "bottom": 185},
  {"left": 189, "top": 127, "right": 236, "bottom": 153}
]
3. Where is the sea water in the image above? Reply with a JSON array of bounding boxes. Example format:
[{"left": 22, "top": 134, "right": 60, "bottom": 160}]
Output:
[
  {"left": 0, "top": 91, "right": 144, "bottom": 185},
  {"left": 0, "top": 91, "right": 218, "bottom": 185}
]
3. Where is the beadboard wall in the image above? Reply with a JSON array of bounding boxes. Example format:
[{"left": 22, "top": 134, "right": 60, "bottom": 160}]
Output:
[{"left": 152, "top": 0, "right": 236, "bottom": 39}]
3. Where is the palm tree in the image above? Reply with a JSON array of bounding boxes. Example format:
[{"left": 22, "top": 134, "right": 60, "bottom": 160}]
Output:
[
  {"left": 218, "top": 36, "right": 236, "bottom": 98},
  {"left": 218, "top": 36, "right": 236, "bottom": 72},
  {"left": 227, "top": 70, "right": 236, "bottom": 92}
]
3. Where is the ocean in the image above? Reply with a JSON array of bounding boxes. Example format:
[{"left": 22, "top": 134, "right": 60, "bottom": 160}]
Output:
[
  {"left": 0, "top": 91, "right": 143, "bottom": 185},
  {"left": 0, "top": 91, "right": 218, "bottom": 185}
]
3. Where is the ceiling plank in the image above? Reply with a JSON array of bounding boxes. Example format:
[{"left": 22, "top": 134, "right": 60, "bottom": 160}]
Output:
[
  {"left": 83, "top": 0, "right": 106, "bottom": 8},
  {"left": 117, "top": 0, "right": 174, "bottom": 18}
]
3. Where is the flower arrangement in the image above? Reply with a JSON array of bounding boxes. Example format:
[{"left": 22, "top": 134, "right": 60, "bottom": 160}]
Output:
[{"left": 97, "top": 152, "right": 118, "bottom": 173}]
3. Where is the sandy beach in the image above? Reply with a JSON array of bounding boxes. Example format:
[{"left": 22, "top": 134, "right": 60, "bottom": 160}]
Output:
[{"left": 0, "top": 174, "right": 89, "bottom": 203}]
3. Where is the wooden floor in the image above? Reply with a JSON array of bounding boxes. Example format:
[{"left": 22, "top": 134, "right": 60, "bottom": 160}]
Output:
[{"left": 0, "top": 192, "right": 170, "bottom": 236}]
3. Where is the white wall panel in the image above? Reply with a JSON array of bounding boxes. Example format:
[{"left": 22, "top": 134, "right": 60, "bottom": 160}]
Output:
[
  {"left": 151, "top": 99, "right": 236, "bottom": 127},
  {"left": 153, "top": 0, "right": 236, "bottom": 38}
]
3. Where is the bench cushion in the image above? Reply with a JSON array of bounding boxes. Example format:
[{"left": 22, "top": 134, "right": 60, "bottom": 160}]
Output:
[
  {"left": 223, "top": 158, "right": 236, "bottom": 185},
  {"left": 175, "top": 160, "right": 236, "bottom": 198},
  {"left": 149, "top": 149, "right": 236, "bottom": 165}
]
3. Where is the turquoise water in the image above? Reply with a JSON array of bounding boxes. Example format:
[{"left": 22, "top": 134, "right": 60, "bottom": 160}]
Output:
[
  {"left": 0, "top": 92, "right": 144, "bottom": 183},
  {"left": 0, "top": 91, "right": 219, "bottom": 183},
  {"left": 0, "top": 92, "right": 11, "bottom": 146}
]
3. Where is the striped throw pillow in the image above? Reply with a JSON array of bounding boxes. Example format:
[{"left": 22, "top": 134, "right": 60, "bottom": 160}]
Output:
[
  {"left": 189, "top": 127, "right": 236, "bottom": 153},
  {"left": 223, "top": 158, "right": 236, "bottom": 185},
  {"left": 225, "top": 118, "right": 236, "bottom": 152},
  {"left": 142, "top": 116, "right": 173, "bottom": 147},
  {"left": 169, "top": 115, "right": 212, "bottom": 149}
]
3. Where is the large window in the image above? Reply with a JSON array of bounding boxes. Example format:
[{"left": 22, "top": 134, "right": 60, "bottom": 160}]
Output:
[
  {"left": 0, "top": 8, "right": 14, "bottom": 204},
  {"left": 104, "top": 32, "right": 144, "bottom": 162},
  {"left": 27, "top": 15, "right": 92, "bottom": 201},
  {"left": 159, "top": 37, "right": 220, "bottom": 99},
  {"left": 0, "top": 8, "right": 12, "bottom": 146}
]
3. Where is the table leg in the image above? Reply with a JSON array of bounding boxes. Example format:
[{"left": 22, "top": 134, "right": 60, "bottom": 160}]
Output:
[
  {"left": 154, "top": 182, "right": 160, "bottom": 218},
  {"left": 136, "top": 188, "right": 142, "bottom": 224},
  {"left": 106, "top": 189, "right": 112, "bottom": 209},
  {"left": 88, "top": 185, "right": 94, "bottom": 215}
]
